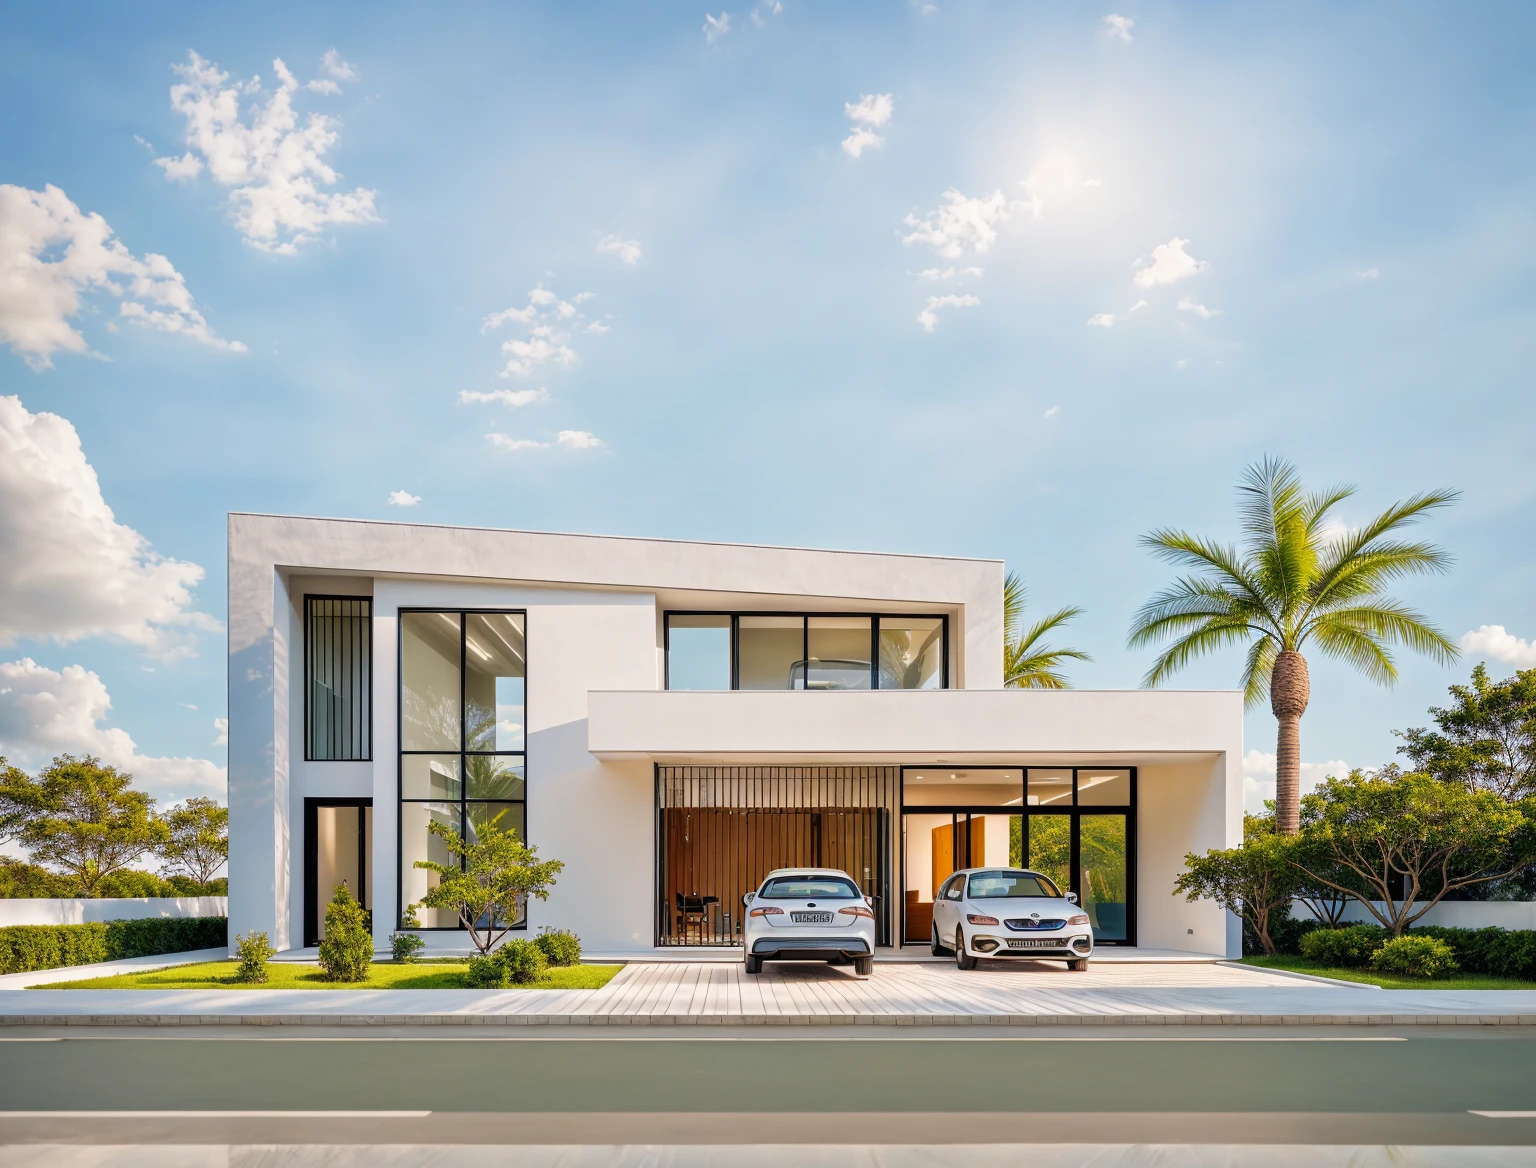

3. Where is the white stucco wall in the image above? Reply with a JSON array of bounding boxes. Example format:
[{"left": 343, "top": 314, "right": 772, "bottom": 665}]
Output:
[
  {"left": 1135, "top": 760, "right": 1236, "bottom": 955},
  {"left": 0, "top": 897, "right": 228, "bottom": 927}
]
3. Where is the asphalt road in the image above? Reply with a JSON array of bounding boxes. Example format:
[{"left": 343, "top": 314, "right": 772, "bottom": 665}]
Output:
[{"left": 2, "top": 1027, "right": 1536, "bottom": 1149}]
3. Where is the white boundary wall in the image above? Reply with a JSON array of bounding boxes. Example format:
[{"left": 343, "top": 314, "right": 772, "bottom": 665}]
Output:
[
  {"left": 0, "top": 897, "right": 227, "bottom": 927},
  {"left": 1296, "top": 900, "right": 1536, "bottom": 931}
]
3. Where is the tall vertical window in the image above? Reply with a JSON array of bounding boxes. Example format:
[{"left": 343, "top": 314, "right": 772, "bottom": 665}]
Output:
[
  {"left": 305, "top": 596, "right": 372, "bottom": 761},
  {"left": 399, "top": 610, "right": 527, "bottom": 929}
]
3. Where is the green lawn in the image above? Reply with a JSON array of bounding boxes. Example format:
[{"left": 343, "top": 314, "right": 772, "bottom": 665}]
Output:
[
  {"left": 1240, "top": 955, "right": 1536, "bottom": 990},
  {"left": 37, "top": 961, "right": 622, "bottom": 991}
]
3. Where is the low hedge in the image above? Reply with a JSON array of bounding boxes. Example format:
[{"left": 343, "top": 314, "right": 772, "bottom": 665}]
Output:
[
  {"left": 1410, "top": 926, "right": 1536, "bottom": 980},
  {"left": 0, "top": 916, "right": 227, "bottom": 974}
]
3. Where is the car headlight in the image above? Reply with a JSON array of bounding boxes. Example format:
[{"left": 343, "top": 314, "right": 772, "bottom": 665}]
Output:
[
  {"left": 966, "top": 914, "right": 1000, "bottom": 926},
  {"left": 1068, "top": 914, "right": 1090, "bottom": 926},
  {"left": 839, "top": 906, "right": 874, "bottom": 919},
  {"left": 749, "top": 907, "right": 783, "bottom": 918}
]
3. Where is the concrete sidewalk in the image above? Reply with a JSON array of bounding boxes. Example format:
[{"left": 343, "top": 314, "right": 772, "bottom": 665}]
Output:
[
  {"left": 0, "top": 948, "right": 227, "bottom": 990},
  {"left": 7, "top": 958, "right": 1536, "bottom": 1028}
]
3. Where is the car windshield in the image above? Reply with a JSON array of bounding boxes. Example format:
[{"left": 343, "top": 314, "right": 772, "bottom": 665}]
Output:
[
  {"left": 759, "top": 875, "right": 861, "bottom": 899},
  {"left": 966, "top": 871, "right": 1062, "bottom": 899}
]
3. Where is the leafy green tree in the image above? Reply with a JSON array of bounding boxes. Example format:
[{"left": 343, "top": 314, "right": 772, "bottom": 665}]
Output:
[
  {"left": 1397, "top": 663, "right": 1536, "bottom": 801},
  {"left": 413, "top": 810, "right": 564, "bottom": 955},
  {"left": 1002, "top": 572, "right": 1090, "bottom": 689},
  {"left": 1292, "top": 769, "right": 1536, "bottom": 935},
  {"left": 0, "top": 756, "right": 168, "bottom": 896},
  {"left": 1128, "top": 457, "right": 1459, "bottom": 833},
  {"left": 1173, "top": 813, "right": 1300, "bottom": 954},
  {"left": 155, "top": 797, "right": 229, "bottom": 892}
]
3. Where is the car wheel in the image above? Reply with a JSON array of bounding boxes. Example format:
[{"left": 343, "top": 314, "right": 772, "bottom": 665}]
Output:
[
  {"left": 854, "top": 955, "right": 874, "bottom": 976},
  {"left": 1067, "top": 957, "right": 1088, "bottom": 972},
  {"left": 955, "top": 928, "right": 978, "bottom": 971},
  {"left": 744, "top": 955, "right": 762, "bottom": 975},
  {"left": 931, "top": 925, "right": 949, "bottom": 957}
]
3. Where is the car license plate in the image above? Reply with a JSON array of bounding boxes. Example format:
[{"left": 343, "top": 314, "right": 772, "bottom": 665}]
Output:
[
  {"left": 792, "top": 912, "right": 833, "bottom": 924},
  {"left": 1006, "top": 938, "right": 1061, "bottom": 949}
]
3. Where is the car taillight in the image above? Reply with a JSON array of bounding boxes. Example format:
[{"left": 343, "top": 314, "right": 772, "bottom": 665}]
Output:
[
  {"left": 966, "top": 914, "right": 1000, "bottom": 926},
  {"left": 749, "top": 906, "right": 783, "bottom": 917},
  {"left": 839, "top": 906, "right": 874, "bottom": 919},
  {"left": 1068, "top": 914, "right": 1090, "bottom": 925}
]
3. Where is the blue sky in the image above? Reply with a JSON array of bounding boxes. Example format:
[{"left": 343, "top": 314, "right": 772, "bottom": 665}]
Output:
[{"left": 0, "top": 2, "right": 1533, "bottom": 811}]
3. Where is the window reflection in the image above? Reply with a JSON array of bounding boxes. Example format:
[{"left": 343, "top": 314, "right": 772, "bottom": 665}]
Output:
[
  {"left": 401, "top": 613, "right": 461, "bottom": 751},
  {"left": 738, "top": 616, "right": 804, "bottom": 690},
  {"left": 667, "top": 615, "right": 731, "bottom": 690},
  {"left": 878, "top": 617, "right": 944, "bottom": 690},
  {"left": 465, "top": 613, "right": 525, "bottom": 753},
  {"left": 804, "top": 617, "right": 872, "bottom": 690}
]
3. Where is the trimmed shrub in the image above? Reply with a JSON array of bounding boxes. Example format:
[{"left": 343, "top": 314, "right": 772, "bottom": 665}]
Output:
[
  {"left": 1371, "top": 935, "right": 1459, "bottom": 979},
  {"left": 317, "top": 884, "right": 373, "bottom": 982},
  {"left": 233, "top": 930, "right": 275, "bottom": 984},
  {"left": 494, "top": 937, "right": 548, "bottom": 984},
  {"left": 464, "top": 954, "right": 509, "bottom": 988},
  {"left": 391, "top": 903, "right": 427, "bottom": 964},
  {"left": 535, "top": 927, "right": 582, "bottom": 967},
  {"left": 0, "top": 916, "right": 227, "bottom": 975},
  {"left": 1298, "top": 924, "right": 1390, "bottom": 968}
]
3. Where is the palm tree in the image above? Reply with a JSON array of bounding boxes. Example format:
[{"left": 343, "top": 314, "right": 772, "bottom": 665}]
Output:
[
  {"left": 1003, "top": 572, "right": 1091, "bottom": 689},
  {"left": 1127, "top": 457, "right": 1459, "bottom": 833}
]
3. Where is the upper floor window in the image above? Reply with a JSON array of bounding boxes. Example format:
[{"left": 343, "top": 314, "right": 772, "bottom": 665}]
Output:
[
  {"left": 305, "top": 596, "right": 372, "bottom": 761},
  {"left": 664, "top": 613, "right": 947, "bottom": 691}
]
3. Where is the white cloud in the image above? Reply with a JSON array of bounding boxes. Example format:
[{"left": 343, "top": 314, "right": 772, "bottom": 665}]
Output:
[
  {"left": 1086, "top": 299, "right": 1147, "bottom": 327},
  {"left": 0, "top": 658, "right": 225, "bottom": 803},
  {"left": 585, "top": 321, "right": 610, "bottom": 334},
  {"left": 1359, "top": 267, "right": 1380, "bottom": 280},
  {"left": 846, "top": 93, "right": 894, "bottom": 128},
  {"left": 486, "top": 430, "right": 605, "bottom": 453},
  {"left": 1175, "top": 358, "right": 1188, "bottom": 370},
  {"left": 0, "top": 396, "right": 219, "bottom": 657},
  {"left": 319, "top": 49, "right": 357, "bottom": 81},
  {"left": 750, "top": 0, "right": 782, "bottom": 25},
  {"left": 1460, "top": 625, "right": 1536, "bottom": 669},
  {"left": 841, "top": 128, "right": 884, "bottom": 159},
  {"left": 386, "top": 490, "right": 421, "bottom": 507},
  {"left": 841, "top": 93, "right": 894, "bottom": 158},
  {"left": 457, "top": 387, "right": 550, "bottom": 408},
  {"left": 482, "top": 285, "right": 595, "bottom": 378},
  {"left": 1104, "top": 13, "right": 1135, "bottom": 42},
  {"left": 155, "top": 51, "right": 379, "bottom": 254},
  {"left": 919, "top": 266, "right": 984, "bottom": 281},
  {"left": 212, "top": 717, "right": 228, "bottom": 747},
  {"left": 902, "top": 190, "right": 1010, "bottom": 258},
  {"left": 597, "top": 235, "right": 642, "bottom": 265},
  {"left": 1177, "top": 295, "right": 1221, "bottom": 318},
  {"left": 916, "top": 293, "right": 980, "bottom": 332},
  {"left": 1242, "top": 749, "right": 1348, "bottom": 816},
  {"left": 1133, "top": 238, "right": 1208, "bottom": 289},
  {"left": 0, "top": 184, "right": 244, "bottom": 369},
  {"left": 1018, "top": 158, "right": 1101, "bottom": 219},
  {"left": 703, "top": 12, "right": 731, "bottom": 43},
  {"left": 1043, "top": 405, "right": 1060, "bottom": 419}
]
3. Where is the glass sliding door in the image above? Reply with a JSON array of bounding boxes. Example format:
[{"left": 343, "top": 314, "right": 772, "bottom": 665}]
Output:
[{"left": 1079, "top": 814, "right": 1129, "bottom": 943}]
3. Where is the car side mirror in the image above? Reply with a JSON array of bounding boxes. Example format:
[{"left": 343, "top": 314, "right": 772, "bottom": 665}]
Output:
[
  {"left": 1066, "top": 892, "right": 1079, "bottom": 904},
  {"left": 743, "top": 892, "right": 754, "bottom": 906},
  {"left": 864, "top": 895, "right": 873, "bottom": 907}
]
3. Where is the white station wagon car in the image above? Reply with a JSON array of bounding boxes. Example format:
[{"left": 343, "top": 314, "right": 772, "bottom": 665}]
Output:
[
  {"left": 931, "top": 868, "right": 1094, "bottom": 970},
  {"left": 742, "top": 868, "right": 877, "bottom": 976}
]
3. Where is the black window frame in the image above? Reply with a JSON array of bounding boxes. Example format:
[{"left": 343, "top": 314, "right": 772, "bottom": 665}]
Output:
[
  {"left": 397, "top": 607, "right": 529, "bottom": 932},
  {"left": 898, "top": 765, "right": 1137, "bottom": 947},
  {"left": 303, "top": 594, "right": 373, "bottom": 762},
  {"left": 662, "top": 611, "right": 950, "bottom": 691}
]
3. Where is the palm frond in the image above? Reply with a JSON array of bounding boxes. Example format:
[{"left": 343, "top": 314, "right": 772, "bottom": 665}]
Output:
[
  {"left": 1306, "top": 618, "right": 1398, "bottom": 686},
  {"left": 1306, "top": 601, "right": 1460, "bottom": 665},
  {"left": 1309, "top": 490, "right": 1459, "bottom": 603},
  {"left": 1238, "top": 634, "right": 1280, "bottom": 709},
  {"left": 1302, "top": 482, "right": 1357, "bottom": 537},
  {"left": 1128, "top": 577, "right": 1276, "bottom": 648},
  {"left": 1140, "top": 619, "right": 1256, "bottom": 689},
  {"left": 1003, "top": 599, "right": 1090, "bottom": 689},
  {"left": 1138, "top": 531, "right": 1271, "bottom": 607},
  {"left": 1002, "top": 571, "right": 1026, "bottom": 647}
]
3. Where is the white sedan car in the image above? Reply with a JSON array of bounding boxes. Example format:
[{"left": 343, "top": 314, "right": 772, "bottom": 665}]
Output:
[
  {"left": 931, "top": 868, "right": 1094, "bottom": 971},
  {"left": 742, "top": 868, "right": 877, "bottom": 976}
]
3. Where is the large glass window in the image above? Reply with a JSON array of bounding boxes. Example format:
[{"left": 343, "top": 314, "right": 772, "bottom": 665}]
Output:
[
  {"left": 305, "top": 596, "right": 372, "bottom": 761},
  {"left": 665, "top": 613, "right": 948, "bottom": 691},
  {"left": 400, "top": 609, "right": 527, "bottom": 930},
  {"left": 666, "top": 615, "right": 731, "bottom": 690}
]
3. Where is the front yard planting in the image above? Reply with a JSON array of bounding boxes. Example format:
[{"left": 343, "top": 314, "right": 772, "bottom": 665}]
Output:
[
  {"left": 1239, "top": 955, "right": 1536, "bottom": 990},
  {"left": 34, "top": 960, "right": 621, "bottom": 991}
]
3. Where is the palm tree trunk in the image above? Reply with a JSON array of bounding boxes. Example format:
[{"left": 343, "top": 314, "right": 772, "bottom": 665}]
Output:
[{"left": 1271, "top": 650, "right": 1311, "bottom": 834}]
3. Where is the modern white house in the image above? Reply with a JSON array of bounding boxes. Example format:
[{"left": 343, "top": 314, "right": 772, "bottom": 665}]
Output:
[{"left": 227, "top": 514, "right": 1244, "bottom": 958}]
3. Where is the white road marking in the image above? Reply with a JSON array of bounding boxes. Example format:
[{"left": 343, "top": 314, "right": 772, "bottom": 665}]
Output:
[{"left": 1470, "top": 1111, "right": 1536, "bottom": 1118}]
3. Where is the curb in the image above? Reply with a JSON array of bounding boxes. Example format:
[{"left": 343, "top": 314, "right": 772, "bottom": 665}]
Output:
[{"left": 4, "top": 1010, "right": 1534, "bottom": 1028}]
